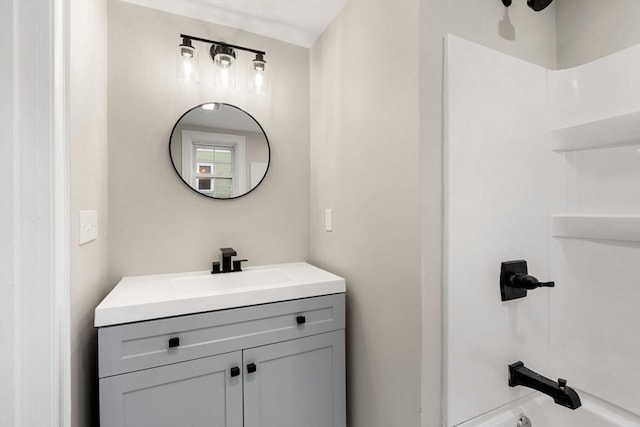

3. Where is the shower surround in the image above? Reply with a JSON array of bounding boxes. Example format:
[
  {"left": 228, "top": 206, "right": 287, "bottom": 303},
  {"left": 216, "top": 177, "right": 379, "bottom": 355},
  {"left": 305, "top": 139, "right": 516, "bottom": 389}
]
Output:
[{"left": 444, "top": 35, "right": 640, "bottom": 426}]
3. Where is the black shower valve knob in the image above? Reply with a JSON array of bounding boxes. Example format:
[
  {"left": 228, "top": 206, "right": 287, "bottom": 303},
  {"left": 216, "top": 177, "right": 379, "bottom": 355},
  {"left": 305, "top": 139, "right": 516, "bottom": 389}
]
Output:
[
  {"left": 500, "top": 260, "right": 556, "bottom": 302},
  {"left": 510, "top": 272, "right": 555, "bottom": 290}
]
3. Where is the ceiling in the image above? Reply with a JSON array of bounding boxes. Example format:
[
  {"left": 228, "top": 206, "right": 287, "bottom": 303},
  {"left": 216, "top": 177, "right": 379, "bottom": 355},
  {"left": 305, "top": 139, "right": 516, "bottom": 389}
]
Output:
[{"left": 119, "top": 0, "right": 347, "bottom": 47}]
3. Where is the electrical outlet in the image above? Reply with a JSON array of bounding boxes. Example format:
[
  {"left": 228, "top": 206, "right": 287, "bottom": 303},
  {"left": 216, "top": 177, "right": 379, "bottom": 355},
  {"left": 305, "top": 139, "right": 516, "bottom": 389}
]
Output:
[{"left": 79, "top": 210, "right": 98, "bottom": 245}]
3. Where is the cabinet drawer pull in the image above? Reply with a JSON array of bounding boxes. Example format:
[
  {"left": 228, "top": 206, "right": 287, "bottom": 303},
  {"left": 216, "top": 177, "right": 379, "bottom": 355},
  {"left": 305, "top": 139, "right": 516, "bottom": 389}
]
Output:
[
  {"left": 296, "top": 315, "right": 306, "bottom": 325},
  {"left": 230, "top": 366, "right": 240, "bottom": 377},
  {"left": 168, "top": 337, "right": 180, "bottom": 348},
  {"left": 247, "top": 363, "right": 257, "bottom": 374}
]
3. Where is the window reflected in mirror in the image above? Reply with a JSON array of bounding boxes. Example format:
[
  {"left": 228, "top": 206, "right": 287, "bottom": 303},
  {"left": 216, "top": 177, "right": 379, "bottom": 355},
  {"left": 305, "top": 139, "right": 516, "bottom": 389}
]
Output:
[{"left": 169, "top": 103, "right": 270, "bottom": 199}]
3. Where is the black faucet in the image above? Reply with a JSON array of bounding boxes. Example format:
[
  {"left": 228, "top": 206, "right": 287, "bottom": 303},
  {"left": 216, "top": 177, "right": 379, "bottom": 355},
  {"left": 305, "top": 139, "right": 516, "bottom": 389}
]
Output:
[
  {"left": 220, "top": 247, "right": 236, "bottom": 273},
  {"left": 509, "top": 361, "right": 582, "bottom": 410},
  {"left": 211, "top": 248, "right": 248, "bottom": 274}
]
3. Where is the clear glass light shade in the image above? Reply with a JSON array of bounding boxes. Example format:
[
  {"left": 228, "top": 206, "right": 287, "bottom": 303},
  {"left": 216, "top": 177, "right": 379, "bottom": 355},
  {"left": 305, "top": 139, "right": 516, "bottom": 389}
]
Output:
[
  {"left": 176, "top": 44, "right": 198, "bottom": 84},
  {"left": 249, "top": 58, "right": 269, "bottom": 96},
  {"left": 215, "top": 62, "right": 236, "bottom": 89},
  {"left": 212, "top": 45, "right": 236, "bottom": 90}
]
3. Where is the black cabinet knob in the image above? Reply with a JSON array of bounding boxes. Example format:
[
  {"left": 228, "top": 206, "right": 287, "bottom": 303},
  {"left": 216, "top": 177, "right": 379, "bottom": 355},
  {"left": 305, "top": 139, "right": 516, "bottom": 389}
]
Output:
[
  {"left": 296, "top": 315, "right": 306, "bottom": 325},
  {"left": 230, "top": 366, "right": 240, "bottom": 377},
  {"left": 168, "top": 337, "right": 180, "bottom": 348},
  {"left": 247, "top": 363, "right": 257, "bottom": 374}
]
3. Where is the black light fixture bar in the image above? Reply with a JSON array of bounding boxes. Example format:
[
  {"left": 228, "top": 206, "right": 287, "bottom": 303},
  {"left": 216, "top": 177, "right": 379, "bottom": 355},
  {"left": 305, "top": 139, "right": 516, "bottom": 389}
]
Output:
[{"left": 180, "top": 33, "right": 266, "bottom": 56}]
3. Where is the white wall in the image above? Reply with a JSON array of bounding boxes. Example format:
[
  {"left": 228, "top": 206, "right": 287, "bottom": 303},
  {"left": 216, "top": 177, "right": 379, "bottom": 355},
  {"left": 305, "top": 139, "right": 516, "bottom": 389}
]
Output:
[
  {"left": 310, "top": 1, "right": 422, "bottom": 426},
  {"left": 107, "top": 2, "right": 310, "bottom": 282},
  {"left": 69, "top": 1, "right": 109, "bottom": 426},
  {"left": 0, "top": 3, "right": 15, "bottom": 424},
  {"left": 1, "top": 1, "right": 70, "bottom": 425},
  {"left": 556, "top": 0, "right": 640, "bottom": 68}
]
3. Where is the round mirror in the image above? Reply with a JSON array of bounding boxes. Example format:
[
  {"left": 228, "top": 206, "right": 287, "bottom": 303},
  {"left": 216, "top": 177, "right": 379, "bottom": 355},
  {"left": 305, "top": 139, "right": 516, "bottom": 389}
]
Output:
[{"left": 169, "top": 103, "right": 270, "bottom": 199}]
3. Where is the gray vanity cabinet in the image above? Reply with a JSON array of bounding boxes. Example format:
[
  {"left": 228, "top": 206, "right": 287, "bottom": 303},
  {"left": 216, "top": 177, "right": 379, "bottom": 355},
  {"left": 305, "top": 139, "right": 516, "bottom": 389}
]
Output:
[
  {"left": 100, "top": 351, "right": 243, "bottom": 427},
  {"left": 244, "top": 330, "right": 346, "bottom": 427},
  {"left": 98, "top": 293, "right": 346, "bottom": 427}
]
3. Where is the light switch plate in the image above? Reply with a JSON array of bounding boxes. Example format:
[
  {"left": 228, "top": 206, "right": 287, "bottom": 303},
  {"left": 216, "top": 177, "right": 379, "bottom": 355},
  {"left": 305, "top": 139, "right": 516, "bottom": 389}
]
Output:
[
  {"left": 79, "top": 210, "right": 98, "bottom": 245},
  {"left": 325, "top": 208, "right": 333, "bottom": 232}
]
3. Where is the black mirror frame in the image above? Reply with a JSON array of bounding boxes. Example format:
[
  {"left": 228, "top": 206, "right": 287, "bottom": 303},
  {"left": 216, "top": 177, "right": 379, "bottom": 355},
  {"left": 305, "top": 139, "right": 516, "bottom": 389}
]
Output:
[{"left": 169, "top": 102, "right": 271, "bottom": 200}]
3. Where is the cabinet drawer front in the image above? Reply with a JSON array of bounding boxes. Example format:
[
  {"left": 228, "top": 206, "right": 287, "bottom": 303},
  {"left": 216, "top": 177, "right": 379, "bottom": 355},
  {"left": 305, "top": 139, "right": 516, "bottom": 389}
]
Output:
[{"left": 99, "top": 293, "right": 345, "bottom": 378}]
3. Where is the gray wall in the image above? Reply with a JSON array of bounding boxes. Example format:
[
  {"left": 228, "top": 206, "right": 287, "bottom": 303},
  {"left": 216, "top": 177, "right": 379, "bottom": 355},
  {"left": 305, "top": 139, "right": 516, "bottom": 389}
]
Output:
[
  {"left": 107, "top": 2, "right": 310, "bottom": 284},
  {"left": 419, "top": 1, "right": 557, "bottom": 425},
  {"left": 310, "top": 1, "right": 422, "bottom": 426},
  {"left": 556, "top": 0, "right": 640, "bottom": 68},
  {"left": 70, "top": 1, "right": 109, "bottom": 426}
]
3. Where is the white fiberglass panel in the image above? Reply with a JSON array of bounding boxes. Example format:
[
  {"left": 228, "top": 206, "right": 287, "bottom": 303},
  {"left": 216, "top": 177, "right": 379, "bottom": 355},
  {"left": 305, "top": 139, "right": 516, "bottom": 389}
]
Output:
[
  {"left": 548, "top": 43, "right": 640, "bottom": 416},
  {"left": 549, "top": 238, "right": 640, "bottom": 415},
  {"left": 446, "top": 34, "right": 640, "bottom": 427},
  {"left": 458, "top": 391, "right": 640, "bottom": 427},
  {"left": 444, "top": 35, "right": 551, "bottom": 427},
  {"left": 551, "top": 145, "right": 640, "bottom": 216},
  {"left": 549, "top": 44, "right": 640, "bottom": 130}
]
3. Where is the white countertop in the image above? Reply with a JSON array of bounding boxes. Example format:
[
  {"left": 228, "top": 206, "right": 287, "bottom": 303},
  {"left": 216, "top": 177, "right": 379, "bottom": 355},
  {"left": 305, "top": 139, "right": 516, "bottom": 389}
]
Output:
[{"left": 94, "top": 262, "right": 345, "bottom": 327}]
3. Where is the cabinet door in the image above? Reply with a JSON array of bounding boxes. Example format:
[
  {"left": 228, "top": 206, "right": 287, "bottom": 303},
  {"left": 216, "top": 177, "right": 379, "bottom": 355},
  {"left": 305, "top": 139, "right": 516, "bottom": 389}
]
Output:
[
  {"left": 100, "top": 351, "right": 243, "bottom": 427},
  {"left": 243, "top": 330, "right": 346, "bottom": 427}
]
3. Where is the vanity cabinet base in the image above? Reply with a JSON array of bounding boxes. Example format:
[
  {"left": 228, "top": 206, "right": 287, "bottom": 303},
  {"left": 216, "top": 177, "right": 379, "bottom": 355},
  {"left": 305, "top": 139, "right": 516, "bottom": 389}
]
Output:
[{"left": 98, "top": 294, "right": 346, "bottom": 427}]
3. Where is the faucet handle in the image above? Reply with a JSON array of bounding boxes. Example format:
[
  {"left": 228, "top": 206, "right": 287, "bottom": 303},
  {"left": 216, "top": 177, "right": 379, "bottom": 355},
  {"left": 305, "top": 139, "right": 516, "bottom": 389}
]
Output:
[
  {"left": 510, "top": 273, "right": 555, "bottom": 290},
  {"left": 232, "top": 259, "right": 248, "bottom": 272},
  {"left": 500, "top": 261, "right": 555, "bottom": 301},
  {"left": 211, "top": 261, "right": 221, "bottom": 274},
  {"left": 558, "top": 378, "right": 567, "bottom": 388}
]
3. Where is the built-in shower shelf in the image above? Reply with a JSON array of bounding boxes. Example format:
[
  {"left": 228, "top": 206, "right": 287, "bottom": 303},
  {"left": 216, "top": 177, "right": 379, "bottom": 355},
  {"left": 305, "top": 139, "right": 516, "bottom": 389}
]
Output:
[
  {"left": 552, "top": 215, "right": 640, "bottom": 242},
  {"left": 551, "top": 111, "right": 640, "bottom": 152}
]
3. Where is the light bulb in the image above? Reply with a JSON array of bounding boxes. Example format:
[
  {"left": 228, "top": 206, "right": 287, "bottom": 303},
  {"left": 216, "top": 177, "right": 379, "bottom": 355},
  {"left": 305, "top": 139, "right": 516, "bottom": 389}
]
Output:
[{"left": 183, "top": 61, "right": 193, "bottom": 77}]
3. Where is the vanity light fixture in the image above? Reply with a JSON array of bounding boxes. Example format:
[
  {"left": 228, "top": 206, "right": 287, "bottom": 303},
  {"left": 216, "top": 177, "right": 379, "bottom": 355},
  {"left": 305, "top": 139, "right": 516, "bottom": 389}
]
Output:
[{"left": 177, "top": 34, "right": 269, "bottom": 95}]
